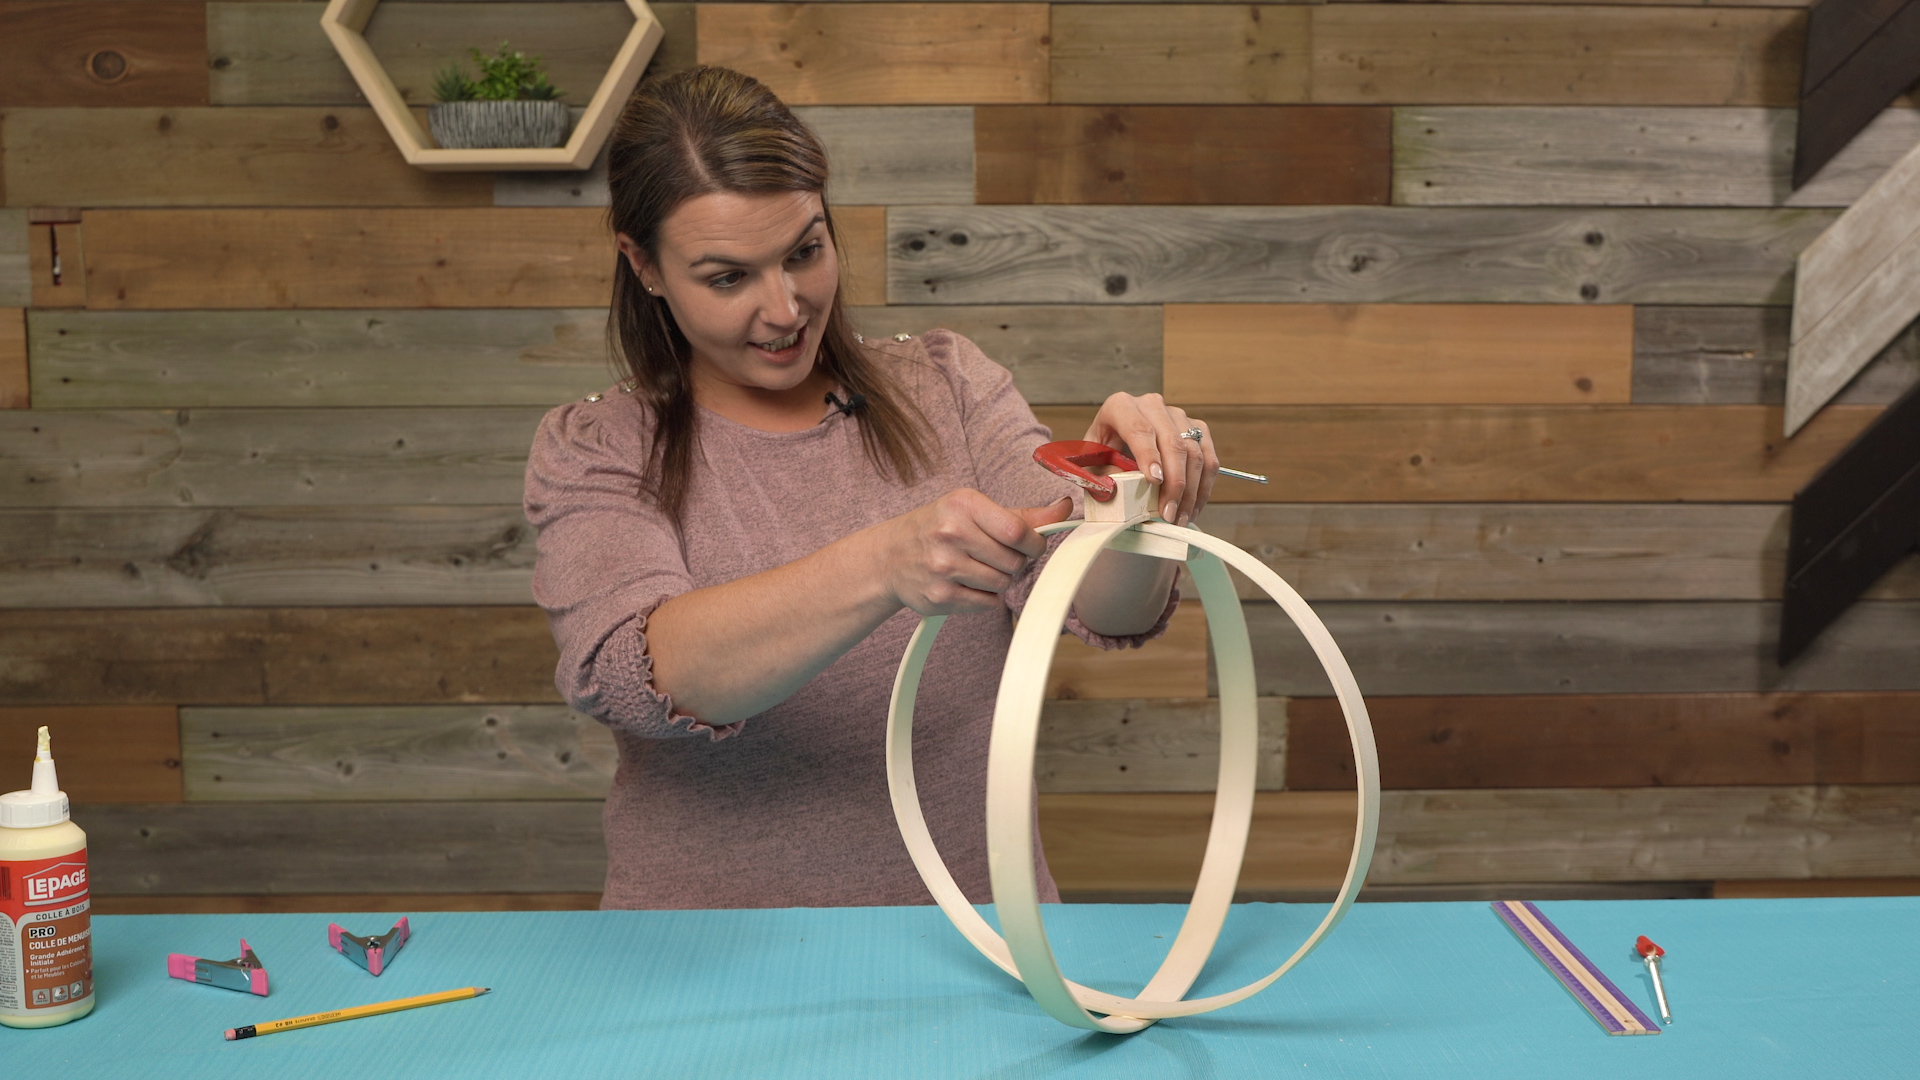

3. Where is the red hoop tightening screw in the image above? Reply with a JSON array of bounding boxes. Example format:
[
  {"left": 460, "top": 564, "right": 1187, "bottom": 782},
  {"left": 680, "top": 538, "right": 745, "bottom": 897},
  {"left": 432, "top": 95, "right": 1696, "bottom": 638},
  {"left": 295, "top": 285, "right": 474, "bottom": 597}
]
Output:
[{"left": 1032, "top": 440, "right": 1140, "bottom": 502}]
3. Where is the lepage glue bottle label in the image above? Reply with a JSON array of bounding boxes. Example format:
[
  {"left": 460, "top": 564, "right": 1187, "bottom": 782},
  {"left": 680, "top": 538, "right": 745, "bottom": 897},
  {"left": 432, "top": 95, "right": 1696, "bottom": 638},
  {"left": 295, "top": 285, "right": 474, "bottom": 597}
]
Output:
[{"left": 0, "top": 727, "right": 94, "bottom": 1027}]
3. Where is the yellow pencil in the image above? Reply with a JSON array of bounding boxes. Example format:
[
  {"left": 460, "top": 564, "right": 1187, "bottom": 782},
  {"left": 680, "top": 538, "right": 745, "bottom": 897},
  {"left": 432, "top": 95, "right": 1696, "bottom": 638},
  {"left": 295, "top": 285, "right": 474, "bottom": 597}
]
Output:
[{"left": 224, "top": 986, "right": 489, "bottom": 1041}]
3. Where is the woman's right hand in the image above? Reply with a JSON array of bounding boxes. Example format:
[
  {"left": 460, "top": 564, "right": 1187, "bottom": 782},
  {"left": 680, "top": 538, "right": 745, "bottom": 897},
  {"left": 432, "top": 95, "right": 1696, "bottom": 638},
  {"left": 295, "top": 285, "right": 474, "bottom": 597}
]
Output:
[{"left": 878, "top": 489, "right": 1072, "bottom": 616}]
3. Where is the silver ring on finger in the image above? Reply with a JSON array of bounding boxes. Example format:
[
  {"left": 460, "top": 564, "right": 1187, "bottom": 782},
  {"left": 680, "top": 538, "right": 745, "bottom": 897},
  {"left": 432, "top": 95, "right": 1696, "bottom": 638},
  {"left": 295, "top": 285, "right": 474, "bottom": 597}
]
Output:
[{"left": 1179, "top": 427, "right": 1204, "bottom": 442}]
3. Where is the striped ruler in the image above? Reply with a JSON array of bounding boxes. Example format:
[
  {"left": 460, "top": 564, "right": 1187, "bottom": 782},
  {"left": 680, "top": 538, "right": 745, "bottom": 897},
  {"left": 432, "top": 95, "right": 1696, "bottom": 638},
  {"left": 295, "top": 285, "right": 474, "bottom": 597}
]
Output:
[{"left": 1492, "top": 900, "right": 1661, "bottom": 1036}]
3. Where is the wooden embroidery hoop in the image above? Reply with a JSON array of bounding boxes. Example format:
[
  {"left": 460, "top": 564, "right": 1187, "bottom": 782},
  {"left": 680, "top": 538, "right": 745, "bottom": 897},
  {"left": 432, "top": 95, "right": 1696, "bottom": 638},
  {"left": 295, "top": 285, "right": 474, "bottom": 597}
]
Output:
[{"left": 886, "top": 471, "right": 1381, "bottom": 1033}]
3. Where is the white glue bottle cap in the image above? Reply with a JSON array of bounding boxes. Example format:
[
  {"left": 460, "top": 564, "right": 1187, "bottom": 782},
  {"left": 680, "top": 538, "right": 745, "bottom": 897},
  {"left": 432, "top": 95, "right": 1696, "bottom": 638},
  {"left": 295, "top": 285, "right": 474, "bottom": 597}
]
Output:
[{"left": 0, "top": 726, "right": 70, "bottom": 828}]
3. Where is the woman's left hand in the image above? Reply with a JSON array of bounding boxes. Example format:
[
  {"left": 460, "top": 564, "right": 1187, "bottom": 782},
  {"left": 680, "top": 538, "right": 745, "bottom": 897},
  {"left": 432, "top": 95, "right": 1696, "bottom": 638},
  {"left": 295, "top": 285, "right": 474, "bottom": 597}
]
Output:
[{"left": 1084, "top": 392, "right": 1219, "bottom": 527}]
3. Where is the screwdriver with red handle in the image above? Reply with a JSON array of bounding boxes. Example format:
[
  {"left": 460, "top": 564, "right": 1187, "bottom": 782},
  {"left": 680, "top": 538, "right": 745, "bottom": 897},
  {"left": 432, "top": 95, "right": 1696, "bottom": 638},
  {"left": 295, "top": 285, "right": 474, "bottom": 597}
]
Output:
[{"left": 1636, "top": 936, "right": 1672, "bottom": 1024}]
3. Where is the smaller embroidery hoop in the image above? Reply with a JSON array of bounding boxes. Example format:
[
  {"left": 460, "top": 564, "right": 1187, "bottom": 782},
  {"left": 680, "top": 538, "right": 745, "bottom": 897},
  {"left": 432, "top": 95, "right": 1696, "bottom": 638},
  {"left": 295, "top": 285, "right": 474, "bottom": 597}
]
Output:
[{"left": 886, "top": 489, "right": 1380, "bottom": 1033}]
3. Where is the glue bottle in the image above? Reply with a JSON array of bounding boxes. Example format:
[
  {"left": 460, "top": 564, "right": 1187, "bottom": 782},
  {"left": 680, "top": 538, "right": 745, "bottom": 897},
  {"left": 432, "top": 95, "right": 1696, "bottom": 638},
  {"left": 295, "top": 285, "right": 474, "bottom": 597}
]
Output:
[{"left": 0, "top": 727, "right": 93, "bottom": 1027}]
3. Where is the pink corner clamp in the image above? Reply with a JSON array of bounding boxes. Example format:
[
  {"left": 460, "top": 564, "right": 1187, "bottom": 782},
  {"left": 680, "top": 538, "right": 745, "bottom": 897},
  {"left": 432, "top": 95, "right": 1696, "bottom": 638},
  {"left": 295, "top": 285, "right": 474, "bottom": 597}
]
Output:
[
  {"left": 329, "top": 917, "right": 410, "bottom": 976},
  {"left": 167, "top": 939, "right": 269, "bottom": 996}
]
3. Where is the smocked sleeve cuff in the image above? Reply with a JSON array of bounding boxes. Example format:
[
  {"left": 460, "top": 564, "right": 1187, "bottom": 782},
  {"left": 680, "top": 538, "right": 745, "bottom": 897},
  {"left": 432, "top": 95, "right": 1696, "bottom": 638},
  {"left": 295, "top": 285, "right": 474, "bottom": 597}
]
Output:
[{"left": 565, "top": 601, "right": 745, "bottom": 741}]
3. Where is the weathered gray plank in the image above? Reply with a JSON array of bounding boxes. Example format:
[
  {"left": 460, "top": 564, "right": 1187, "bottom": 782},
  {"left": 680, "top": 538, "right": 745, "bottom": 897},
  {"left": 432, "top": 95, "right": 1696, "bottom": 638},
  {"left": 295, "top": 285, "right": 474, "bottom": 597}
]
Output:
[
  {"left": 27, "top": 304, "right": 1151, "bottom": 409},
  {"left": 1201, "top": 503, "right": 1920, "bottom": 602},
  {"left": 181, "top": 705, "right": 615, "bottom": 801},
  {"left": 0, "top": 507, "right": 537, "bottom": 607},
  {"left": 847, "top": 304, "right": 1159, "bottom": 404},
  {"left": 81, "top": 801, "right": 609, "bottom": 894},
  {"left": 1037, "top": 698, "right": 1286, "bottom": 793},
  {"left": 0, "top": 407, "right": 545, "bottom": 507},
  {"left": 28, "top": 309, "right": 614, "bottom": 408},
  {"left": 1633, "top": 306, "right": 1920, "bottom": 405},
  {"left": 207, "top": 2, "right": 648, "bottom": 106},
  {"left": 0, "top": 211, "right": 28, "bottom": 308},
  {"left": 176, "top": 698, "right": 1285, "bottom": 800},
  {"left": 887, "top": 207, "right": 1836, "bottom": 305},
  {"left": 1394, "top": 107, "right": 1920, "bottom": 208},
  {"left": 496, "top": 106, "right": 975, "bottom": 207},
  {"left": 1244, "top": 600, "right": 1920, "bottom": 697}
]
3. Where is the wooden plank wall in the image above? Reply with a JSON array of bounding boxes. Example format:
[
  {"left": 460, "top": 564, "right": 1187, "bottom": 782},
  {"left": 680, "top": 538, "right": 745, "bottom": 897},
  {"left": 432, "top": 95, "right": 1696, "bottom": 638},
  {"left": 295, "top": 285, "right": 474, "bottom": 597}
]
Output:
[{"left": 3, "top": 0, "right": 1919, "bottom": 913}]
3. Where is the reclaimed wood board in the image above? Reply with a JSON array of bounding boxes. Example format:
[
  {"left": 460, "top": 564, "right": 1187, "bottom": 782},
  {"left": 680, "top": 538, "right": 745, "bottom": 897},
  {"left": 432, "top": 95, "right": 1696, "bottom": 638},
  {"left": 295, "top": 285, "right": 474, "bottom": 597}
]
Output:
[
  {"left": 1312, "top": 6, "right": 1804, "bottom": 106},
  {"left": 0, "top": 604, "right": 1198, "bottom": 706},
  {"left": 847, "top": 304, "right": 1160, "bottom": 404},
  {"left": 0, "top": 2, "right": 210, "bottom": 107},
  {"left": 83, "top": 208, "right": 617, "bottom": 310},
  {"left": 1163, "top": 303, "right": 1632, "bottom": 405},
  {"left": 28, "top": 309, "right": 613, "bottom": 408},
  {"left": 1037, "top": 697, "right": 1287, "bottom": 793},
  {"left": 697, "top": 3, "right": 1049, "bottom": 104},
  {"left": 75, "top": 785, "right": 1920, "bottom": 897},
  {"left": 975, "top": 105, "right": 1388, "bottom": 204},
  {"left": 1031, "top": 404, "right": 1879, "bottom": 503},
  {"left": 0, "top": 310, "right": 24, "bottom": 409},
  {"left": 887, "top": 206, "right": 1836, "bottom": 305},
  {"left": 835, "top": 204, "right": 887, "bottom": 308},
  {"left": 27, "top": 222, "right": 85, "bottom": 308},
  {"left": 1395, "top": 107, "right": 1920, "bottom": 208},
  {"left": 1242, "top": 599, "right": 1920, "bottom": 696},
  {"left": 0, "top": 706, "right": 181, "bottom": 803},
  {"left": 1285, "top": 691, "right": 1920, "bottom": 790},
  {"left": 797, "top": 106, "right": 975, "bottom": 206},
  {"left": 0, "top": 506, "right": 540, "bottom": 608},
  {"left": 1787, "top": 138, "right": 1920, "bottom": 434},
  {"left": 175, "top": 697, "right": 1283, "bottom": 800},
  {"left": 0, "top": 211, "right": 30, "bottom": 307},
  {"left": 1633, "top": 305, "right": 1920, "bottom": 405},
  {"left": 0, "top": 406, "right": 550, "bottom": 508},
  {"left": 1042, "top": 784, "right": 1920, "bottom": 891},
  {"left": 5, "top": 404, "right": 1877, "bottom": 508},
  {"left": 1199, "top": 502, "right": 1920, "bottom": 602},
  {"left": 1049, "top": 5, "right": 1311, "bottom": 105},
  {"left": 180, "top": 705, "right": 616, "bottom": 801},
  {"left": 207, "top": 2, "right": 634, "bottom": 106},
  {"left": 2, "top": 107, "right": 494, "bottom": 207}
]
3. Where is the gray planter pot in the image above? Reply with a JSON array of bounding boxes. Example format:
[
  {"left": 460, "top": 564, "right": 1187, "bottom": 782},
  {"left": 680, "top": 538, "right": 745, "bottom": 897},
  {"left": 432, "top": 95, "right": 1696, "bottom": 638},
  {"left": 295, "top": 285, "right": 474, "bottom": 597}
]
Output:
[{"left": 428, "top": 100, "right": 572, "bottom": 150}]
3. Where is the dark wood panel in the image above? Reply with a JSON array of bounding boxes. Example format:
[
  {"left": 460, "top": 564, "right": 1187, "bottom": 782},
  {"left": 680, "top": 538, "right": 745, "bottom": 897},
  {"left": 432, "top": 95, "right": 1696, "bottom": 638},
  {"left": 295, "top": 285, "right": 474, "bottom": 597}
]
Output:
[
  {"left": 975, "top": 105, "right": 1388, "bottom": 204},
  {"left": 80, "top": 801, "right": 608, "bottom": 894},
  {"left": 888, "top": 206, "right": 1836, "bottom": 305},
  {"left": 1043, "top": 785, "right": 1920, "bottom": 891},
  {"left": 0, "top": 607, "right": 561, "bottom": 705},
  {"left": 1034, "top": 404, "right": 1879, "bottom": 503},
  {"left": 93, "top": 892, "right": 603, "bottom": 913},
  {"left": 1314, "top": 6, "right": 1804, "bottom": 106},
  {"left": 847, "top": 304, "right": 1161, "bottom": 404},
  {"left": 1713, "top": 878, "right": 1920, "bottom": 899},
  {"left": 84, "top": 209, "right": 614, "bottom": 310},
  {"left": 0, "top": 705, "right": 180, "bottom": 802},
  {"left": 1201, "top": 503, "right": 1920, "bottom": 601},
  {"left": 1286, "top": 692, "right": 1920, "bottom": 790},
  {"left": 1794, "top": 0, "right": 1920, "bottom": 186},
  {"left": 1243, "top": 600, "right": 1920, "bottom": 697},
  {"left": 0, "top": 2, "right": 208, "bottom": 107},
  {"left": 3, "top": 107, "right": 494, "bottom": 207},
  {"left": 0, "top": 506, "right": 538, "bottom": 607},
  {"left": 1632, "top": 305, "right": 1920, "bottom": 405},
  {"left": 697, "top": 3, "right": 1049, "bottom": 104}
]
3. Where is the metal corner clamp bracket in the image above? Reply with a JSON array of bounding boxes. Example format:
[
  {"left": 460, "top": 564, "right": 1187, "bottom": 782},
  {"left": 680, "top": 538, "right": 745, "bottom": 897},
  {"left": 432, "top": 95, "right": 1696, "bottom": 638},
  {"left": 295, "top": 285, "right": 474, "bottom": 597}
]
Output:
[
  {"left": 330, "top": 917, "right": 411, "bottom": 976},
  {"left": 168, "top": 939, "right": 270, "bottom": 996}
]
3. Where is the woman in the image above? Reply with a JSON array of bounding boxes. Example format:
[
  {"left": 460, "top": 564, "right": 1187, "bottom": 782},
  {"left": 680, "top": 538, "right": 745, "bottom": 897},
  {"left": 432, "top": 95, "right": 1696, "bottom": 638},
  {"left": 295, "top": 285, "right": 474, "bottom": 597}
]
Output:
[{"left": 524, "top": 67, "right": 1221, "bottom": 909}]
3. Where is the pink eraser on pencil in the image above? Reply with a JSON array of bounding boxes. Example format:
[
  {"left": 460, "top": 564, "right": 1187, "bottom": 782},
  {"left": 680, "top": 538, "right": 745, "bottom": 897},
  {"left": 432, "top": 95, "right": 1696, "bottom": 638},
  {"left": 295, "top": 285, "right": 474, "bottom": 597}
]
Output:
[{"left": 167, "top": 953, "right": 197, "bottom": 981}]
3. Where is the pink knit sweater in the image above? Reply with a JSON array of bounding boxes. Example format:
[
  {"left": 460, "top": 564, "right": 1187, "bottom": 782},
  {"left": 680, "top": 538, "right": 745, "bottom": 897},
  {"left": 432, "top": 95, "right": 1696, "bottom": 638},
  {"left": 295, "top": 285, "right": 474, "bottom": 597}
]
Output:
[{"left": 524, "top": 330, "right": 1176, "bottom": 909}]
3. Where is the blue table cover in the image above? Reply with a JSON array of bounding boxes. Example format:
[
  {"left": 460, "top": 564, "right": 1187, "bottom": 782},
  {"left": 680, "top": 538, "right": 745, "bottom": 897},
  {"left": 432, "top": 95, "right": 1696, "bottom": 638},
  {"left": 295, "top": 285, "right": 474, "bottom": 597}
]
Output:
[{"left": 6, "top": 898, "right": 1914, "bottom": 1078}]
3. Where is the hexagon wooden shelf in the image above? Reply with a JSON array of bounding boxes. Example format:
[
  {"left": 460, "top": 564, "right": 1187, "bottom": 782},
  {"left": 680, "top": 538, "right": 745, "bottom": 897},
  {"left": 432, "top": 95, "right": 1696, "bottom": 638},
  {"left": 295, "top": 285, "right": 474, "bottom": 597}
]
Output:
[{"left": 320, "top": 0, "right": 663, "bottom": 171}]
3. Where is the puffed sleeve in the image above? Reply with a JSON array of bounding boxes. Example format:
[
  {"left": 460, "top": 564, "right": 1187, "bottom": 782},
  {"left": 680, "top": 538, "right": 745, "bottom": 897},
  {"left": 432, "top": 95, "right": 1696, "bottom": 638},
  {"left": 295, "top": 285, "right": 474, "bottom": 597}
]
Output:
[
  {"left": 524, "top": 397, "right": 740, "bottom": 740},
  {"left": 919, "top": 329, "right": 1179, "bottom": 649}
]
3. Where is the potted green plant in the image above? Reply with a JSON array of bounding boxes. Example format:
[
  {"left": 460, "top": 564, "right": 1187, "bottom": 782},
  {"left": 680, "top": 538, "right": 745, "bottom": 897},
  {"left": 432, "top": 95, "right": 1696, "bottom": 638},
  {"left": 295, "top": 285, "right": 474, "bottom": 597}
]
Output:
[{"left": 429, "top": 43, "right": 570, "bottom": 150}]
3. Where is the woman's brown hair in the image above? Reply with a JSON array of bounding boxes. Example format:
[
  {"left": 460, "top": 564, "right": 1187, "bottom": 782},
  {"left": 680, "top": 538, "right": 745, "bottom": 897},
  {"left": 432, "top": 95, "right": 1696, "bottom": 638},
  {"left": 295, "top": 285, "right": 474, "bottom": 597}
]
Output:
[{"left": 604, "top": 65, "right": 930, "bottom": 520}]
